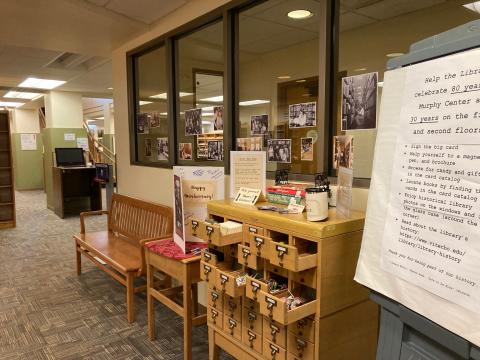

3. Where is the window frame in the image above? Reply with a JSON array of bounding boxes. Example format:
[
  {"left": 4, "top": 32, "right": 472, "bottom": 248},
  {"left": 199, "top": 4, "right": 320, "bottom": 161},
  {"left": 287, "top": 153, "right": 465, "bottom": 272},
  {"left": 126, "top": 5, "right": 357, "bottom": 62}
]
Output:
[{"left": 126, "top": 0, "right": 345, "bottom": 183}]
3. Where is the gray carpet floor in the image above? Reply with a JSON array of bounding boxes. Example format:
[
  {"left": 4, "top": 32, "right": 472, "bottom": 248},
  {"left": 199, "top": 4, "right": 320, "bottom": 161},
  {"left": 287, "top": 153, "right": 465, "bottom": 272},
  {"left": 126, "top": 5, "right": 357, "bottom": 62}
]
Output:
[{"left": 0, "top": 191, "right": 231, "bottom": 360}]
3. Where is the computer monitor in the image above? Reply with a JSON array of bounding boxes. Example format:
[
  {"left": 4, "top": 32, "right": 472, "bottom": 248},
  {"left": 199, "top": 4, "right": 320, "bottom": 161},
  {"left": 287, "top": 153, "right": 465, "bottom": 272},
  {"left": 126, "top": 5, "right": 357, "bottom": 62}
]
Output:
[{"left": 55, "top": 148, "right": 85, "bottom": 167}]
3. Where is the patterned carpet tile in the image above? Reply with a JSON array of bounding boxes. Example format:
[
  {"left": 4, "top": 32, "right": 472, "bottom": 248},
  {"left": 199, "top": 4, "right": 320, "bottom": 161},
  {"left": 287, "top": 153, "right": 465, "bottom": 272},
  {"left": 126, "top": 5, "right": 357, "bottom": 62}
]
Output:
[{"left": 0, "top": 191, "right": 231, "bottom": 360}]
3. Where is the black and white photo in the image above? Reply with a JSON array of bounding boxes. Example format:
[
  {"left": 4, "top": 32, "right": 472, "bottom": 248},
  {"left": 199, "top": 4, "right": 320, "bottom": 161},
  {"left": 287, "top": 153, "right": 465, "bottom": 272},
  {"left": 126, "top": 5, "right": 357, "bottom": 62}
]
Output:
[
  {"left": 207, "top": 140, "right": 224, "bottom": 161},
  {"left": 213, "top": 106, "right": 223, "bottom": 131},
  {"left": 174, "top": 175, "right": 184, "bottom": 241},
  {"left": 137, "top": 113, "right": 149, "bottom": 134},
  {"left": 250, "top": 114, "right": 268, "bottom": 135},
  {"left": 185, "top": 108, "right": 202, "bottom": 136},
  {"left": 156, "top": 137, "right": 168, "bottom": 161},
  {"left": 144, "top": 138, "right": 152, "bottom": 157},
  {"left": 267, "top": 139, "right": 291, "bottom": 163},
  {"left": 301, "top": 137, "right": 314, "bottom": 161},
  {"left": 341, "top": 72, "right": 377, "bottom": 130},
  {"left": 288, "top": 102, "right": 316, "bottom": 128}
]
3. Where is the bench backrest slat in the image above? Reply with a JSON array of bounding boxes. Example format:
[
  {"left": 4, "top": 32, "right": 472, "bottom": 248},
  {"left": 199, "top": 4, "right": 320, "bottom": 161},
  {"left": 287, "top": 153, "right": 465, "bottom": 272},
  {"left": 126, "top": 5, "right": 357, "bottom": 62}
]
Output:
[{"left": 109, "top": 193, "right": 173, "bottom": 242}]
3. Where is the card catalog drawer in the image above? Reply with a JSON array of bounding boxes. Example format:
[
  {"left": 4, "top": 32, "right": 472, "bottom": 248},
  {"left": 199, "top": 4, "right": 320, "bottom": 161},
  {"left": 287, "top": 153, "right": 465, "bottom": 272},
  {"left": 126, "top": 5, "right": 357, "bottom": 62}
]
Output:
[
  {"left": 243, "top": 309, "right": 262, "bottom": 335},
  {"left": 224, "top": 316, "right": 242, "bottom": 342},
  {"left": 207, "top": 306, "right": 223, "bottom": 329},
  {"left": 287, "top": 317, "right": 315, "bottom": 343},
  {"left": 264, "top": 317, "right": 287, "bottom": 348},
  {"left": 263, "top": 339, "right": 286, "bottom": 360},
  {"left": 208, "top": 288, "right": 223, "bottom": 309},
  {"left": 238, "top": 244, "right": 262, "bottom": 270},
  {"left": 223, "top": 294, "right": 242, "bottom": 322},
  {"left": 287, "top": 334, "right": 315, "bottom": 360},
  {"left": 242, "top": 327, "right": 262, "bottom": 354}
]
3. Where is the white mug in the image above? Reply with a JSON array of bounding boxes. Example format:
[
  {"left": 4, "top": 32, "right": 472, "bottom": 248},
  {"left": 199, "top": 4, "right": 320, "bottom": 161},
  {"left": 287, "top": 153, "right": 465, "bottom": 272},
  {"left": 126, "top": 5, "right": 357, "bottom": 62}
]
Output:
[{"left": 305, "top": 188, "right": 329, "bottom": 221}]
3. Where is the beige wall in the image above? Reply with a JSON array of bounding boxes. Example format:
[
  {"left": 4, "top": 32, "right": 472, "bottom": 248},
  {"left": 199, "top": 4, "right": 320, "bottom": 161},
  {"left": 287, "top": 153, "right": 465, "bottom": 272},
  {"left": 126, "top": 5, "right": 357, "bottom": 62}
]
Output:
[
  {"left": 45, "top": 91, "right": 84, "bottom": 129},
  {"left": 12, "top": 109, "right": 40, "bottom": 134}
]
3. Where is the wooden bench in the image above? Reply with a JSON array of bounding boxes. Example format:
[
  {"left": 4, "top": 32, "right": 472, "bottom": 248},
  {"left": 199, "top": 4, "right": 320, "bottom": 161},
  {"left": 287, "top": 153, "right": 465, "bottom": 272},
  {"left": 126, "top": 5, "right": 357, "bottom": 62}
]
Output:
[{"left": 73, "top": 193, "right": 173, "bottom": 323}]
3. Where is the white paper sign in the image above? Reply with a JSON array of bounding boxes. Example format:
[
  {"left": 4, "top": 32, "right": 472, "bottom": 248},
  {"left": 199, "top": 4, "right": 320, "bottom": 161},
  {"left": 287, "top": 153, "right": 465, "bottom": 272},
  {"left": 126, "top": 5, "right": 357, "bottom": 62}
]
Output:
[
  {"left": 336, "top": 167, "right": 353, "bottom": 217},
  {"left": 230, "top": 151, "right": 266, "bottom": 198},
  {"left": 64, "top": 133, "right": 76, "bottom": 141},
  {"left": 76, "top": 137, "right": 88, "bottom": 151},
  {"left": 173, "top": 166, "right": 225, "bottom": 253},
  {"left": 381, "top": 49, "right": 480, "bottom": 314},
  {"left": 287, "top": 203, "right": 305, "bottom": 214},
  {"left": 20, "top": 134, "right": 37, "bottom": 151},
  {"left": 234, "top": 187, "right": 261, "bottom": 205}
]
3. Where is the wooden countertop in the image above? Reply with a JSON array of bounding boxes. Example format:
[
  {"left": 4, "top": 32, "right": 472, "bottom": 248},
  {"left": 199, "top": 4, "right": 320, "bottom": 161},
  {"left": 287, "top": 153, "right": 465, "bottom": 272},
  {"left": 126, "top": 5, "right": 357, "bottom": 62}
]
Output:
[{"left": 207, "top": 199, "right": 365, "bottom": 241}]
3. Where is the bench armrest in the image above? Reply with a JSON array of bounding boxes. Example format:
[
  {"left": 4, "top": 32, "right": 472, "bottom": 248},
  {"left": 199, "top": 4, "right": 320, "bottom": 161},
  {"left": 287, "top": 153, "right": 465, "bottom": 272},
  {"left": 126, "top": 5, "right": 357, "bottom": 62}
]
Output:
[{"left": 80, "top": 210, "right": 109, "bottom": 234}]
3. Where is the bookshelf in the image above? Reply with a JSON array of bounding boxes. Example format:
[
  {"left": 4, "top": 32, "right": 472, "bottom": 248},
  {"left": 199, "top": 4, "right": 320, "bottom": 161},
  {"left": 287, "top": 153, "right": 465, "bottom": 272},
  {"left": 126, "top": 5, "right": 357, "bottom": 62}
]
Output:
[{"left": 0, "top": 111, "right": 15, "bottom": 229}]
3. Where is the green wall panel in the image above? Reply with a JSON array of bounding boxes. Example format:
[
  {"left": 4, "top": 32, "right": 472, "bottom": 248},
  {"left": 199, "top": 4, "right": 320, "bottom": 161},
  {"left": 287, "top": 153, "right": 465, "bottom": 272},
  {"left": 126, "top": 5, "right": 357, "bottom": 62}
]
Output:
[{"left": 11, "top": 133, "right": 44, "bottom": 191}]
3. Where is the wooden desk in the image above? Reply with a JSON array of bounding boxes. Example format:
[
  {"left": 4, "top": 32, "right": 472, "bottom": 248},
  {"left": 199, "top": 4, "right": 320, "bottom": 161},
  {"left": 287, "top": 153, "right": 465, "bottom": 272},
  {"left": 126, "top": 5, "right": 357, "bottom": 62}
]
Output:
[
  {"left": 52, "top": 166, "right": 101, "bottom": 218},
  {"left": 146, "top": 248, "right": 207, "bottom": 360}
]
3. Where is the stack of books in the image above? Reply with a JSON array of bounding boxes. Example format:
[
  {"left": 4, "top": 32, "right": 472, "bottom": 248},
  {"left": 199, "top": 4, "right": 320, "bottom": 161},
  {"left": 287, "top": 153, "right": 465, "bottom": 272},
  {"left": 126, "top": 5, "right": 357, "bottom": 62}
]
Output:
[{"left": 266, "top": 183, "right": 311, "bottom": 205}]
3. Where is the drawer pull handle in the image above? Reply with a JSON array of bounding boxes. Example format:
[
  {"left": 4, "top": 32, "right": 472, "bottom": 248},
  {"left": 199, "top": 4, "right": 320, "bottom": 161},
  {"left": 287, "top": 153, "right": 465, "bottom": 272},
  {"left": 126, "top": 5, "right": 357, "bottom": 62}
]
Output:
[
  {"left": 248, "top": 311, "right": 257, "bottom": 323},
  {"left": 220, "top": 274, "right": 228, "bottom": 286},
  {"left": 296, "top": 338, "right": 307, "bottom": 352},
  {"left": 242, "top": 248, "right": 250, "bottom": 259},
  {"left": 203, "top": 252, "right": 211, "bottom": 260},
  {"left": 270, "top": 324, "right": 279, "bottom": 336},
  {"left": 191, "top": 221, "right": 198, "bottom": 231},
  {"left": 251, "top": 282, "right": 260, "bottom": 293},
  {"left": 206, "top": 226, "right": 214, "bottom": 240},
  {"left": 297, "top": 319, "right": 306, "bottom": 329},
  {"left": 254, "top": 237, "right": 264, "bottom": 248},
  {"left": 248, "top": 332, "right": 256, "bottom": 342},
  {"left": 228, "top": 300, "right": 237, "bottom": 312},
  {"left": 211, "top": 292, "right": 219, "bottom": 302},
  {"left": 249, "top": 226, "right": 257, "bottom": 234},
  {"left": 270, "top": 344, "right": 279, "bottom": 358},
  {"left": 275, "top": 245, "right": 287, "bottom": 259}
]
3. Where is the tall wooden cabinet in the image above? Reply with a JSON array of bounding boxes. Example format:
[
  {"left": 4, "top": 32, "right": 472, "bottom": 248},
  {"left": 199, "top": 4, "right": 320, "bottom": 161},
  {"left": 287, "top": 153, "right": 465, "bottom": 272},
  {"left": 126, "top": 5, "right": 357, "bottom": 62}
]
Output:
[{"left": 0, "top": 111, "right": 15, "bottom": 229}]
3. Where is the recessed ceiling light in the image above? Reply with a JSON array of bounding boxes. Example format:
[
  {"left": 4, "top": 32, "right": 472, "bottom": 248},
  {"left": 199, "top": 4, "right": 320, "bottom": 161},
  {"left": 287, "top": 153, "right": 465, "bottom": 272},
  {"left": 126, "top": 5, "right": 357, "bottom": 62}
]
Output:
[
  {"left": 386, "top": 52, "right": 404, "bottom": 58},
  {"left": 4, "top": 91, "right": 42, "bottom": 100},
  {"left": 277, "top": 75, "right": 291, "bottom": 80},
  {"left": 0, "top": 101, "right": 24, "bottom": 107},
  {"left": 296, "top": 79, "right": 306, "bottom": 83},
  {"left": 287, "top": 9, "right": 313, "bottom": 19},
  {"left": 239, "top": 100, "right": 270, "bottom": 106},
  {"left": 139, "top": 101, "right": 153, "bottom": 106},
  {"left": 200, "top": 95, "right": 223, "bottom": 102},
  {"left": 463, "top": 2, "right": 480, "bottom": 14},
  {"left": 18, "top": 77, "right": 66, "bottom": 90}
]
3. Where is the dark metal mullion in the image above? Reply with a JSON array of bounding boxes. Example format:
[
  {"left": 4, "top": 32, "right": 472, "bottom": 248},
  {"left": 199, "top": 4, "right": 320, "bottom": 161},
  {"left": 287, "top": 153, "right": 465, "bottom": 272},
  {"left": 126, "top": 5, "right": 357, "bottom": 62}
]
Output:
[
  {"left": 328, "top": 0, "right": 340, "bottom": 177},
  {"left": 224, "top": 9, "right": 236, "bottom": 175},
  {"left": 166, "top": 38, "right": 177, "bottom": 168},
  {"left": 126, "top": 54, "right": 138, "bottom": 164}
]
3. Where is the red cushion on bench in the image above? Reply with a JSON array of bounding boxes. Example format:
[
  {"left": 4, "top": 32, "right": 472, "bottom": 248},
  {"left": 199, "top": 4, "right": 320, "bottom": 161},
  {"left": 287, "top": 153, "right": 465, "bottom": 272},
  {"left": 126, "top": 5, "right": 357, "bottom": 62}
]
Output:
[{"left": 145, "top": 238, "right": 207, "bottom": 260}]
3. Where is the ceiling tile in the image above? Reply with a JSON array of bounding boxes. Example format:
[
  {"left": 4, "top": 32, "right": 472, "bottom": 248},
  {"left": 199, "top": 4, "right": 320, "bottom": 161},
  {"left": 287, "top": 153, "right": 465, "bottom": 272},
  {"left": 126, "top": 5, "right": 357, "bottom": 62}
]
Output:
[
  {"left": 356, "top": 0, "right": 446, "bottom": 20},
  {"left": 340, "top": 12, "right": 376, "bottom": 31},
  {"left": 340, "top": 0, "right": 382, "bottom": 11},
  {"left": 105, "top": 0, "right": 187, "bottom": 24}
]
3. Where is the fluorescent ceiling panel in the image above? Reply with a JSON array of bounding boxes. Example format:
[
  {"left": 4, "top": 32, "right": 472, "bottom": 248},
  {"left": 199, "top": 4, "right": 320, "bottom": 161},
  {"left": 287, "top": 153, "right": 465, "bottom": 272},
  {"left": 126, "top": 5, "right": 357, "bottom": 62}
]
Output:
[
  {"left": 200, "top": 95, "right": 224, "bottom": 102},
  {"left": 4, "top": 91, "right": 42, "bottom": 99},
  {"left": 149, "top": 92, "right": 192, "bottom": 99},
  {"left": 139, "top": 101, "right": 153, "bottom": 105},
  {"left": 18, "top": 77, "right": 66, "bottom": 90},
  {"left": 463, "top": 2, "right": 480, "bottom": 13},
  {"left": 239, "top": 100, "right": 270, "bottom": 106},
  {"left": 0, "top": 101, "right": 25, "bottom": 107}
]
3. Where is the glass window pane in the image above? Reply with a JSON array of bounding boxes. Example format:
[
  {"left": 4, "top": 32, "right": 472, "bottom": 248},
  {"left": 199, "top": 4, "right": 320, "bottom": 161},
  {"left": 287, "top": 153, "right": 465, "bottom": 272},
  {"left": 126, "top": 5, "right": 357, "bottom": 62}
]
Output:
[
  {"left": 337, "top": 0, "right": 478, "bottom": 178},
  {"left": 237, "top": 0, "right": 321, "bottom": 175},
  {"left": 176, "top": 20, "right": 224, "bottom": 165},
  {"left": 134, "top": 45, "right": 169, "bottom": 164}
]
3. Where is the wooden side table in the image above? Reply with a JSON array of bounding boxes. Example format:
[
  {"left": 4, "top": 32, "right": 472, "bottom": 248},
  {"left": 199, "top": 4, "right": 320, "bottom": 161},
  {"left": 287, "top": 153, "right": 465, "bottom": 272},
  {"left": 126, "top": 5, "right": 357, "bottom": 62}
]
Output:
[{"left": 145, "top": 244, "right": 207, "bottom": 360}]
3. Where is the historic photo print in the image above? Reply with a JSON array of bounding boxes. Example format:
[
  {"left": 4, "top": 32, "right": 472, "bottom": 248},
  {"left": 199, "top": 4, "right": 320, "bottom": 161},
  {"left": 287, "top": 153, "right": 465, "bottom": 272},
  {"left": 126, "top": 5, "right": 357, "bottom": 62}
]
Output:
[
  {"left": 250, "top": 114, "right": 268, "bottom": 135},
  {"left": 207, "top": 140, "right": 224, "bottom": 161},
  {"left": 213, "top": 106, "right": 223, "bottom": 131},
  {"left": 267, "top": 139, "right": 291, "bottom": 163},
  {"left": 288, "top": 102, "right": 316, "bottom": 128},
  {"left": 341, "top": 72, "right": 377, "bottom": 130},
  {"left": 301, "top": 137, "right": 314, "bottom": 161},
  {"left": 333, "top": 135, "right": 354, "bottom": 169},
  {"left": 179, "top": 143, "right": 192, "bottom": 160},
  {"left": 236, "top": 137, "right": 262, "bottom": 151},
  {"left": 156, "top": 137, "right": 169, "bottom": 161},
  {"left": 185, "top": 108, "right": 202, "bottom": 136}
]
